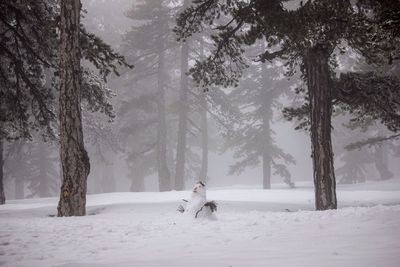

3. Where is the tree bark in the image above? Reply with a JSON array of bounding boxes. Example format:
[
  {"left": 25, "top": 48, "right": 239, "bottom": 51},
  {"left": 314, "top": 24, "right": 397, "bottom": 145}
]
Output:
[
  {"left": 174, "top": 40, "right": 189, "bottom": 190},
  {"left": 0, "top": 138, "right": 5, "bottom": 204},
  {"left": 57, "top": 0, "right": 90, "bottom": 217},
  {"left": 305, "top": 45, "right": 337, "bottom": 210}
]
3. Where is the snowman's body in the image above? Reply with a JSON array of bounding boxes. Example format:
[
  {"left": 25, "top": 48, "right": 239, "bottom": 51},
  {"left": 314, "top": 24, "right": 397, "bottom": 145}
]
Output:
[{"left": 179, "top": 182, "right": 217, "bottom": 219}]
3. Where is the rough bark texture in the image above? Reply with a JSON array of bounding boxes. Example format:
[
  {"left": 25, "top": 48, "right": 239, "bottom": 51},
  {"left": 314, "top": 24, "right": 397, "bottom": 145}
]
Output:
[
  {"left": 57, "top": 0, "right": 90, "bottom": 217},
  {"left": 261, "top": 64, "right": 272, "bottom": 189},
  {"left": 174, "top": 40, "right": 189, "bottom": 191},
  {"left": 0, "top": 138, "right": 5, "bottom": 204},
  {"left": 306, "top": 45, "right": 337, "bottom": 210}
]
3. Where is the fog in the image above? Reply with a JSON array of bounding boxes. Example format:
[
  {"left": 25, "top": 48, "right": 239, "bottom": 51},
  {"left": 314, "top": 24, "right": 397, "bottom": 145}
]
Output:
[{"left": 2, "top": 0, "right": 399, "bottom": 199}]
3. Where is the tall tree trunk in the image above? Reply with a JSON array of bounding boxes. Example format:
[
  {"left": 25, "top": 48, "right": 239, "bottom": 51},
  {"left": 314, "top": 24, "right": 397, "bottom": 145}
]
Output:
[
  {"left": 57, "top": 0, "right": 90, "bottom": 217},
  {"left": 199, "top": 91, "right": 208, "bottom": 182},
  {"left": 174, "top": 41, "right": 189, "bottom": 190},
  {"left": 157, "top": 48, "right": 171, "bottom": 191},
  {"left": 262, "top": 152, "right": 272, "bottom": 189},
  {"left": 261, "top": 64, "right": 273, "bottom": 189},
  {"left": 155, "top": 1, "right": 171, "bottom": 192},
  {"left": 199, "top": 38, "right": 208, "bottom": 182},
  {"left": 0, "top": 138, "right": 5, "bottom": 204},
  {"left": 305, "top": 45, "right": 337, "bottom": 210}
]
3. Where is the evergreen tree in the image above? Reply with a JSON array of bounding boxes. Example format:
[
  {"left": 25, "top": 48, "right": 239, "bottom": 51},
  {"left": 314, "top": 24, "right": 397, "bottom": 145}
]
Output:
[
  {"left": 225, "top": 54, "right": 296, "bottom": 189},
  {"left": 174, "top": 0, "right": 400, "bottom": 210},
  {"left": 3, "top": 140, "right": 33, "bottom": 199},
  {"left": 27, "top": 141, "right": 59, "bottom": 197},
  {"left": 121, "top": 0, "right": 176, "bottom": 191},
  {"left": 83, "top": 111, "right": 118, "bottom": 194}
]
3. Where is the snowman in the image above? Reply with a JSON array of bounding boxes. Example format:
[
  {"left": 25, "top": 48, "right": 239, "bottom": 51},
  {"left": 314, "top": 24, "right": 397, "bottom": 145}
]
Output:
[{"left": 177, "top": 181, "right": 217, "bottom": 219}]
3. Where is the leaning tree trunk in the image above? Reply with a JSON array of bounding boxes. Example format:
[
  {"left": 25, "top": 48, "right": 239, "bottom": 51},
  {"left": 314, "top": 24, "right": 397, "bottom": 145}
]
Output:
[
  {"left": 57, "top": 0, "right": 90, "bottom": 217},
  {"left": 157, "top": 48, "right": 171, "bottom": 192},
  {"left": 174, "top": 41, "right": 189, "bottom": 191},
  {"left": 0, "top": 138, "right": 5, "bottom": 204},
  {"left": 305, "top": 45, "right": 337, "bottom": 210}
]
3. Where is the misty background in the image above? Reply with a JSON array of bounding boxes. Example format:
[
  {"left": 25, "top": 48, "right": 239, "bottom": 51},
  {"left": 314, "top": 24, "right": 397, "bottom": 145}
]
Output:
[{"left": 2, "top": 0, "right": 399, "bottom": 199}]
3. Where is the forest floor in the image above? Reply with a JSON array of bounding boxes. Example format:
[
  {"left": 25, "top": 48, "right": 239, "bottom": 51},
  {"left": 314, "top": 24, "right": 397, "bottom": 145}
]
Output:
[{"left": 1, "top": 179, "right": 400, "bottom": 267}]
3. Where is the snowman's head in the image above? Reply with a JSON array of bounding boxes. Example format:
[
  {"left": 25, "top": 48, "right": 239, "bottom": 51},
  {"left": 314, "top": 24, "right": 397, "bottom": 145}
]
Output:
[{"left": 192, "top": 181, "right": 206, "bottom": 197}]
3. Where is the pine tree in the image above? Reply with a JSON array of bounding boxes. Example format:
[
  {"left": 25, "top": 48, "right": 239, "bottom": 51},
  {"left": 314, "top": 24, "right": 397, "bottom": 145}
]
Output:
[
  {"left": 122, "top": 0, "right": 176, "bottom": 191},
  {"left": 225, "top": 55, "right": 296, "bottom": 189},
  {"left": 57, "top": 0, "right": 90, "bottom": 217},
  {"left": 174, "top": 0, "right": 400, "bottom": 210},
  {"left": 3, "top": 140, "right": 33, "bottom": 199},
  {"left": 27, "top": 141, "right": 59, "bottom": 197}
]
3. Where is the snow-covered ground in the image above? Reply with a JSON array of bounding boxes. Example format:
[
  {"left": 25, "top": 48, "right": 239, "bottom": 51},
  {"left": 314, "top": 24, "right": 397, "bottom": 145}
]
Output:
[{"left": 1, "top": 180, "right": 400, "bottom": 267}]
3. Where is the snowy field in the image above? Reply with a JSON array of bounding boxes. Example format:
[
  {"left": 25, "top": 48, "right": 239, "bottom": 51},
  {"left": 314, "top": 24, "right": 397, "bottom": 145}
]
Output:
[{"left": 1, "top": 180, "right": 400, "bottom": 267}]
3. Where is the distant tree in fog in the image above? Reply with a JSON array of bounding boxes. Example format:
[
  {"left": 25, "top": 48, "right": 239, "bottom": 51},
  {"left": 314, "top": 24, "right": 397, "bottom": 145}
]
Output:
[
  {"left": 27, "top": 141, "right": 59, "bottom": 198},
  {"left": 121, "top": 0, "right": 216, "bottom": 191},
  {"left": 3, "top": 141, "right": 31, "bottom": 199},
  {"left": 174, "top": 0, "right": 191, "bottom": 191},
  {"left": 224, "top": 55, "right": 296, "bottom": 189},
  {"left": 339, "top": 122, "right": 396, "bottom": 183},
  {"left": 84, "top": 112, "right": 118, "bottom": 194}
]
